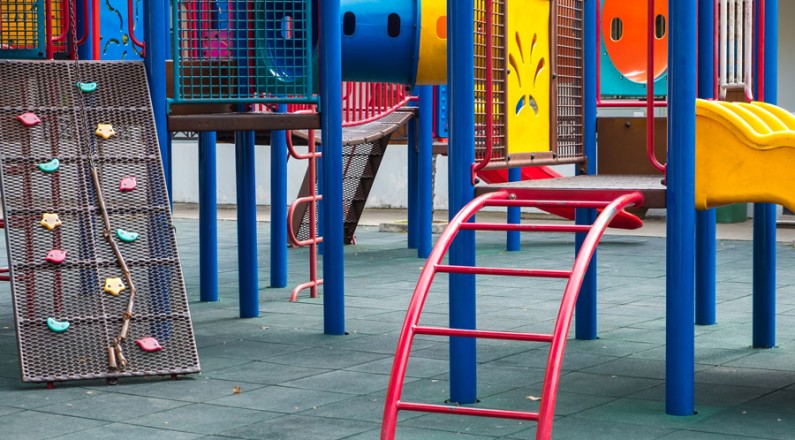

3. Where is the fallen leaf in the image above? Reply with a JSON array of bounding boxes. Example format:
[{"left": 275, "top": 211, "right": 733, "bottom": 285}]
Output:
[
  {"left": 233, "top": 386, "right": 241, "bottom": 395},
  {"left": 527, "top": 395, "right": 541, "bottom": 401}
]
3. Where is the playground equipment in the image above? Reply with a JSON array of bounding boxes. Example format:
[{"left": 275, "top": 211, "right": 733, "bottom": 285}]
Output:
[
  {"left": 695, "top": 100, "right": 795, "bottom": 211},
  {"left": 0, "top": 60, "right": 200, "bottom": 385},
  {"left": 599, "top": 0, "right": 669, "bottom": 97}
]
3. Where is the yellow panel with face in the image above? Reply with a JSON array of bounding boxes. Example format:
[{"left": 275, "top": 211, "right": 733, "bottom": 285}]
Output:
[{"left": 506, "top": 0, "right": 551, "bottom": 155}]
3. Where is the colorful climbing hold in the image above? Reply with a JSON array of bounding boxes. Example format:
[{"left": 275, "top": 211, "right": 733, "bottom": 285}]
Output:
[
  {"left": 95, "top": 124, "right": 116, "bottom": 140},
  {"left": 45, "top": 249, "right": 67, "bottom": 264},
  {"left": 38, "top": 158, "right": 60, "bottom": 173},
  {"left": 47, "top": 317, "right": 70, "bottom": 333},
  {"left": 119, "top": 177, "right": 137, "bottom": 192},
  {"left": 103, "top": 277, "right": 126, "bottom": 296},
  {"left": 40, "top": 213, "right": 63, "bottom": 230},
  {"left": 76, "top": 82, "right": 97, "bottom": 93},
  {"left": 116, "top": 229, "right": 139, "bottom": 243},
  {"left": 17, "top": 112, "right": 42, "bottom": 127},
  {"left": 135, "top": 337, "right": 163, "bottom": 352}
]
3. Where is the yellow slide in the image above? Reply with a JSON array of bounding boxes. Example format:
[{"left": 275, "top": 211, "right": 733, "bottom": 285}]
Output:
[{"left": 695, "top": 99, "right": 795, "bottom": 212}]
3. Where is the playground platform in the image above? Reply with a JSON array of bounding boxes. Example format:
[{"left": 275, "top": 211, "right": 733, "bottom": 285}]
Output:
[{"left": 1, "top": 209, "right": 795, "bottom": 439}]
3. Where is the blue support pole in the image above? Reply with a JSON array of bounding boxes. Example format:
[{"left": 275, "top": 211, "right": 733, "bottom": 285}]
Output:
[
  {"left": 235, "top": 131, "right": 259, "bottom": 318},
  {"left": 575, "top": 0, "right": 599, "bottom": 341},
  {"left": 270, "top": 104, "right": 289, "bottom": 288},
  {"left": 752, "top": 0, "right": 778, "bottom": 348},
  {"left": 407, "top": 100, "right": 419, "bottom": 250},
  {"left": 696, "top": 0, "right": 717, "bottom": 326},
  {"left": 447, "top": 0, "right": 477, "bottom": 405},
  {"left": 144, "top": 0, "right": 171, "bottom": 197},
  {"left": 320, "top": 0, "right": 345, "bottom": 335},
  {"left": 199, "top": 132, "right": 218, "bottom": 302},
  {"left": 417, "top": 86, "right": 434, "bottom": 258},
  {"left": 666, "top": 0, "right": 697, "bottom": 416},
  {"left": 506, "top": 168, "right": 521, "bottom": 252},
  {"left": 233, "top": 1, "right": 258, "bottom": 318}
]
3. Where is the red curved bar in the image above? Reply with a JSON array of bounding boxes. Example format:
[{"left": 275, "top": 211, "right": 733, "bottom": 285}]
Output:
[
  {"left": 287, "top": 195, "right": 324, "bottom": 247},
  {"left": 381, "top": 190, "right": 645, "bottom": 440}
]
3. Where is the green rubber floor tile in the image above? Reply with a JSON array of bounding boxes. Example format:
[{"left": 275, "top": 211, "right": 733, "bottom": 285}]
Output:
[
  {"left": 692, "top": 408, "right": 795, "bottom": 440},
  {"left": 266, "top": 347, "right": 392, "bottom": 370},
  {"left": 51, "top": 423, "right": 202, "bottom": 440},
  {"left": 574, "top": 398, "right": 724, "bottom": 430},
  {"left": 346, "top": 426, "right": 500, "bottom": 440},
  {"left": 0, "top": 383, "right": 104, "bottom": 410},
  {"left": 400, "top": 411, "right": 530, "bottom": 438},
  {"left": 126, "top": 403, "right": 281, "bottom": 435},
  {"left": 0, "top": 410, "right": 106, "bottom": 439},
  {"left": 37, "top": 392, "right": 189, "bottom": 422},
  {"left": 96, "top": 377, "right": 266, "bottom": 403},
  {"left": 347, "top": 355, "right": 449, "bottom": 379},
  {"left": 695, "top": 366, "right": 795, "bottom": 389},
  {"left": 219, "top": 413, "right": 377, "bottom": 440},
  {"left": 630, "top": 382, "right": 774, "bottom": 407},
  {"left": 207, "top": 384, "right": 353, "bottom": 413},
  {"left": 208, "top": 360, "right": 330, "bottom": 385},
  {"left": 309, "top": 393, "right": 426, "bottom": 424},
  {"left": 279, "top": 370, "right": 392, "bottom": 395},
  {"left": 555, "top": 372, "right": 662, "bottom": 398},
  {"left": 655, "top": 431, "right": 761, "bottom": 440},
  {"left": 509, "top": 416, "right": 674, "bottom": 440},
  {"left": 198, "top": 339, "right": 310, "bottom": 360}
]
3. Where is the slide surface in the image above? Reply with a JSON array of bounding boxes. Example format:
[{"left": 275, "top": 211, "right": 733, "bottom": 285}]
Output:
[{"left": 695, "top": 99, "right": 795, "bottom": 212}]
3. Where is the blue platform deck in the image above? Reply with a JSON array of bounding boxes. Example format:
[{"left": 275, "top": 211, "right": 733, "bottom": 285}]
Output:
[{"left": 1, "top": 211, "right": 795, "bottom": 439}]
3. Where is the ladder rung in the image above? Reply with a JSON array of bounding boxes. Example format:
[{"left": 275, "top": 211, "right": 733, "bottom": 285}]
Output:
[
  {"left": 436, "top": 265, "right": 571, "bottom": 279},
  {"left": 459, "top": 223, "right": 591, "bottom": 233},
  {"left": 414, "top": 325, "right": 554, "bottom": 343},
  {"left": 397, "top": 401, "right": 540, "bottom": 421},
  {"left": 484, "top": 199, "right": 613, "bottom": 209}
]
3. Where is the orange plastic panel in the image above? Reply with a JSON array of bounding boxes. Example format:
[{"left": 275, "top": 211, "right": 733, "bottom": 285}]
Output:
[{"left": 601, "top": 0, "right": 668, "bottom": 84}]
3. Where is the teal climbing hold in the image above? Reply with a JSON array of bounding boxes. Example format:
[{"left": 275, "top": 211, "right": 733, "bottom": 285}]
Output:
[
  {"left": 76, "top": 82, "right": 97, "bottom": 93},
  {"left": 47, "top": 317, "right": 70, "bottom": 333},
  {"left": 116, "top": 229, "right": 139, "bottom": 243},
  {"left": 38, "top": 158, "right": 60, "bottom": 173}
]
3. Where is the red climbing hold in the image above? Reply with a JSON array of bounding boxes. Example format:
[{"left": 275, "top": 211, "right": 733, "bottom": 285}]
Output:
[
  {"left": 119, "top": 177, "right": 137, "bottom": 192},
  {"left": 45, "top": 249, "right": 67, "bottom": 264},
  {"left": 17, "top": 112, "right": 42, "bottom": 127},
  {"left": 136, "top": 337, "right": 163, "bottom": 352}
]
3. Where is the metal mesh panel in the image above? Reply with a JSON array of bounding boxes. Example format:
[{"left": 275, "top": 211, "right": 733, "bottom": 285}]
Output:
[
  {"left": 172, "top": 0, "right": 317, "bottom": 105},
  {"left": 554, "top": 0, "right": 585, "bottom": 160},
  {"left": 0, "top": 60, "right": 200, "bottom": 383},
  {"left": 0, "top": 0, "right": 46, "bottom": 59},
  {"left": 474, "top": 0, "right": 507, "bottom": 163},
  {"left": 297, "top": 137, "right": 390, "bottom": 245}
]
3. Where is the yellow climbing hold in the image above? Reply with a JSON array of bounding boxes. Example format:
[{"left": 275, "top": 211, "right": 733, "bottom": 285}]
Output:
[
  {"left": 40, "top": 213, "right": 62, "bottom": 230},
  {"left": 96, "top": 124, "right": 116, "bottom": 140},
  {"left": 103, "top": 277, "right": 126, "bottom": 296}
]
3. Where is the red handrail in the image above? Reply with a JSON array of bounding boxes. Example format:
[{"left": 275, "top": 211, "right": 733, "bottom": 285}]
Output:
[
  {"left": 381, "top": 190, "right": 644, "bottom": 439},
  {"left": 285, "top": 124, "right": 323, "bottom": 302},
  {"left": 128, "top": 0, "right": 146, "bottom": 57},
  {"left": 595, "top": 1, "right": 666, "bottom": 173},
  {"left": 471, "top": 0, "right": 495, "bottom": 182}
]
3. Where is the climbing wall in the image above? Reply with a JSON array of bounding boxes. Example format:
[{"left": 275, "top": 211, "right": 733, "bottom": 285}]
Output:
[{"left": 0, "top": 60, "right": 200, "bottom": 383}]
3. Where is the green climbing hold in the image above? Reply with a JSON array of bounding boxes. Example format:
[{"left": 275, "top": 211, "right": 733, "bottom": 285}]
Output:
[
  {"left": 38, "top": 158, "right": 60, "bottom": 173},
  {"left": 47, "top": 317, "right": 70, "bottom": 333},
  {"left": 116, "top": 229, "right": 139, "bottom": 243},
  {"left": 76, "top": 82, "right": 97, "bottom": 93}
]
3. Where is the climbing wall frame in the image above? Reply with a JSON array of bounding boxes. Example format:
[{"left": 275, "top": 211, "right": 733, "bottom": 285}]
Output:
[{"left": 0, "top": 60, "right": 200, "bottom": 384}]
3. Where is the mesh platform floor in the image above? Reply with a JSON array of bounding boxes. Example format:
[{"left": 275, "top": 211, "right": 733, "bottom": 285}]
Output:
[{"left": 0, "top": 60, "right": 200, "bottom": 383}]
